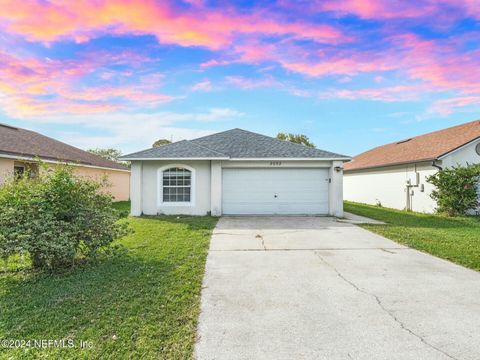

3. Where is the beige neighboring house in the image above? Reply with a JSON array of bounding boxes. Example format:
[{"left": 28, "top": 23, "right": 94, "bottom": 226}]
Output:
[
  {"left": 344, "top": 120, "right": 480, "bottom": 213},
  {"left": 0, "top": 123, "right": 130, "bottom": 201}
]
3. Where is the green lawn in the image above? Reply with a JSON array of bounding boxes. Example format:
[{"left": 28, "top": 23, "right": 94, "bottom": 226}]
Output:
[
  {"left": 0, "top": 202, "right": 218, "bottom": 359},
  {"left": 345, "top": 201, "right": 480, "bottom": 271}
]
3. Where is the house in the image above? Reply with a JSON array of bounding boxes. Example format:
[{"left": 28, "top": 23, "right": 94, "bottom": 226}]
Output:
[
  {"left": 344, "top": 120, "right": 480, "bottom": 213},
  {"left": 121, "top": 128, "right": 350, "bottom": 216},
  {"left": 0, "top": 123, "right": 130, "bottom": 201}
]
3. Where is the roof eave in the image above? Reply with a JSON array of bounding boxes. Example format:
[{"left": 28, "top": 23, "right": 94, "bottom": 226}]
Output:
[
  {"left": 122, "top": 156, "right": 351, "bottom": 161},
  {"left": 0, "top": 152, "right": 130, "bottom": 172},
  {"left": 437, "top": 135, "right": 480, "bottom": 160},
  {"left": 344, "top": 157, "right": 437, "bottom": 172},
  {"left": 120, "top": 157, "right": 230, "bottom": 161},
  {"left": 228, "top": 157, "right": 352, "bottom": 161}
]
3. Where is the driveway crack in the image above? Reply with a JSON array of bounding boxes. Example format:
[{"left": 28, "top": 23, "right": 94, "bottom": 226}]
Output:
[
  {"left": 314, "top": 252, "right": 458, "bottom": 360},
  {"left": 255, "top": 234, "right": 266, "bottom": 250}
]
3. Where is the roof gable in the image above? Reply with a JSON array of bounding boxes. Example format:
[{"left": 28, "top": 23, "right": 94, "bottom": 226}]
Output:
[
  {"left": 122, "top": 128, "right": 350, "bottom": 160},
  {"left": 0, "top": 124, "right": 128, "bottom": 170},
  {"left": 345, "top": 120, "right": 480, "bottom": 171}
]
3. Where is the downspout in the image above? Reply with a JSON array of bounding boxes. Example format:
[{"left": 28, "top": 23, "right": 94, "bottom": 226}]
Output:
[{"left": 432, "top": 159, "right": 443, "bottom": 171}]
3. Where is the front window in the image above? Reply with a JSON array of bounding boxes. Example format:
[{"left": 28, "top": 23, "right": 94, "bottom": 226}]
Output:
[{"left": 162, "top": 167, "right": 191, "bottom": 202}]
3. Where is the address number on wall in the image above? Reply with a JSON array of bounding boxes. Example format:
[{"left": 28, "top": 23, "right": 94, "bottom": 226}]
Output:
[{"left": 270, "top": 161, "right": 282, "bottom": 166}]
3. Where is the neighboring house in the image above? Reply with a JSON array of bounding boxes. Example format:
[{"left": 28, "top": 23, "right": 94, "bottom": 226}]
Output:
[
  {"left": 344, "top": 120, "right": 480, "bottom": 213},
  {"left": 0, "top": 123, "right": 130, "bottom": 201},
  {"left": 121, "top": 128, "right": 350, "bottom": 216}
]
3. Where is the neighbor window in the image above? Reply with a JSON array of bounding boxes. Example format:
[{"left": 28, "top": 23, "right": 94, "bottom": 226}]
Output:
[
  {"left": 13, "top": 165, "right": 25, "bottom": 179},
  {"left": 162, "top": 167, "right": 191, "bottom": 202}
]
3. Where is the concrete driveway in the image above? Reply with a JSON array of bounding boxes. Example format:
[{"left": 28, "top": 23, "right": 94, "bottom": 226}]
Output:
[{"left": 195, "top": 216, "right": 480, "bottom": 360}]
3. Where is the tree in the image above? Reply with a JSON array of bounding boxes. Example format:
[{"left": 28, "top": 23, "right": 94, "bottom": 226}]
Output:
[
  {"left": 427, "top": 163, "right": 480, "bottom": 216},
  {"left": 276, "top": 133, "right": 315, "bottom": 148},
  {"left": 0, "top": 165, "right": 130, "bottom": 269},
  {"left": 88, "top": 148, "right": 123, "bottom": 163},
  {"left": 152, "top": 139, "right": 172, "bottom": 147}
]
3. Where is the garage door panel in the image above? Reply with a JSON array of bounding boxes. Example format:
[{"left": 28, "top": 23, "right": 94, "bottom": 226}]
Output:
[{"left": 222, "top": 168, "right": 329, "bottom": 215}]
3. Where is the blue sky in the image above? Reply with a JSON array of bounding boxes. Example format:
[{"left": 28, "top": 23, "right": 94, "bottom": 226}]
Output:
[{"left": 0, "top": 0, "right": 479, "bottom": 156}]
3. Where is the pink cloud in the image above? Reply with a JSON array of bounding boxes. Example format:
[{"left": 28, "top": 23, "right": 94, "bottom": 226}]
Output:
[
  {"left": 0, "top": 1, "right": 347, "bottom": 48},
  {"left": 320, "top": 85, "right": 423, "bottom": 102},
  {"left": 225, "top": 75, "right": 279, "bottom": 89},
  {"left": 428, "top": 96, "right": 480, "bottom": 116},
  {"left": 296, "top": 0, "right": 478, "bottom": 21},
  {"left": 280, "top": 54, "right": 397, "bottom": 78},
  {"left": 0, "top": 49, "right": 174, "bottom": 117},
  {"left": 190, "top": 79, "right": 213, "bottom": 92},
  {"left": 319, "top": 0, "right": 433, "bottom": 19}
]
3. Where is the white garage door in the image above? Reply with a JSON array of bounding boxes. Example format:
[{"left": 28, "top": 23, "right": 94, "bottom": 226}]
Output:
[{"left": 222, "top": 168, "right": 329, "bottom": 215}]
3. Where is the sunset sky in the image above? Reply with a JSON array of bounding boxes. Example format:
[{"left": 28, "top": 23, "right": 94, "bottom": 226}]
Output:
[{"left": 0, "top": 0, "right": 479, "bottom": 156}]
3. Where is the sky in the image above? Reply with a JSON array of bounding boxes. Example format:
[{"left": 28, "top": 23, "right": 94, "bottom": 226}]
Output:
[{"left": 0, "top": 0, "right": 479, "bottom": 157}]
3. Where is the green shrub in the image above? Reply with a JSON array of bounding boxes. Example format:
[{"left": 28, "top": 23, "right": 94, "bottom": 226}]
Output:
[
  {"left": 0, "top": 165, "right": 130, "bottom": 269},
  {"left": 427, "top": 163, "right": 480, "bottom": 216}
]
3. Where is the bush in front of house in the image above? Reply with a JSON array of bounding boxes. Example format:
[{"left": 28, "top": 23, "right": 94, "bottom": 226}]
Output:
[
  {"left": 427, "top": 163, "right": 480, "bottom": 216},
  {"left": 0, "top": 165, "right": 130, "bottom": 269}
]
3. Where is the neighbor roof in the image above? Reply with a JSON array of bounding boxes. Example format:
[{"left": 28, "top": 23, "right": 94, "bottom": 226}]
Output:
[
  {"left": 121, "top": 128, "right": 350, "bottom": 160},
  {"left": 345, "top": 120, "right": 480, "bottom": 171},
  {"left": 0, "top": 123, "right": 128, "bottom": 171}
]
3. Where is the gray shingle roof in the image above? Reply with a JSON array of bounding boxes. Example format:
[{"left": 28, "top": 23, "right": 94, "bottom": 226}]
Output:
[
  {"left": 121, "top": 128, "right": 350, "bottom": 160},
  {"left": 121, "top": 140, "right": 229, "bottom": 159}
]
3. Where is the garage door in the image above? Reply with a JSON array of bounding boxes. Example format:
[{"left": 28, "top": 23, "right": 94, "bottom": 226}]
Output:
[{"left": 222, "top": 168, "right": 329, "bottom": 215}]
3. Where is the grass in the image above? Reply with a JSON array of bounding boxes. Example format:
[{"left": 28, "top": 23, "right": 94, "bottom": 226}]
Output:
[
  {"left": 345, "top": 201, "right": 480, "bottom": 271},
  {"left": 0, "top": 201, "right": 218, "bottom": 359}
]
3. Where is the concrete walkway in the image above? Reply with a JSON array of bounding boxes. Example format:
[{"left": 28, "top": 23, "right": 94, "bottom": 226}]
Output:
[
  {"left": 195, "top": 216, "right": 480, "bottom": 360},
  {"left": 340, "top": 212, "right": 386, "bottom": 224}
]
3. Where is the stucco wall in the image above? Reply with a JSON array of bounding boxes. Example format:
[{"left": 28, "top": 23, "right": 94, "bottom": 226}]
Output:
[
  {"left": 72, "top": 166, "right": 130, "bottom": 201},
  {"left": 441, "top": 139, "right": 480, "bottom": 168},
  {"left": 130, "top": 159, "right": 344, "bottom": 217},
  {"left": 345, "top": 139, "right": 480, "bottom": 213},
  {"left": 344, "top": 162, "right": 437, "bottom": 213},
  {"left": 133, "top": 160, "right": 211, "bottom": 216},
  {"left": 0, "top": 158, "right": 14, "bottom": 185},
  {"left": 42, "top": 163, "right": 130, "bottom": 201},
  {"left": 0, "top": 157, "right": 130, "bottom": 201}
]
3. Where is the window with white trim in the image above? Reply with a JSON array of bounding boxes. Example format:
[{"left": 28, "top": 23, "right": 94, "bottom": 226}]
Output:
[{"left": 162, "top": 167, "right": 191, "bottom": 202}]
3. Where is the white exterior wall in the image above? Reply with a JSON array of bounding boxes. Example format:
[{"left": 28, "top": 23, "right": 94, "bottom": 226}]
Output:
[
  {"left": 344, "top": 163, "right": 437, "bottom": 213},
  {"left": 344, "top": 139, "right": 480, "bottom": 213},
  {"left": 329, "top": 161, "right": 344, "bottom": 217},
  {"left": 210, "top": 160, "right": 222, "bottom": 216},
  {"left": 130, "top": 161, "right": 143, "bottom": 216},
  {"left": 441, "top": 139, "right": 480, "bottom": 168},
  {"left": 442, "top": 139, "right": 480, "bottom": 214},
  {"left": 130, "top": 159, "right": 346, "bottom": 216},
  {"left": 130, "top": 160, "right": 211, "bottom": 216}
]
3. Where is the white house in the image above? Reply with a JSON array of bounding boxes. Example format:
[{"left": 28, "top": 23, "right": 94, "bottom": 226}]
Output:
[
  {"left": 344, "top": 120, "right": 480, "bottom": 213},
  {"left": 121, "top": 129, "right": 350, "bottom": 217}
]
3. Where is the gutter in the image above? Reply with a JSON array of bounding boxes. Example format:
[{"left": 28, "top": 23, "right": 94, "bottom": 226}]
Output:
[
  {"left": 0, "top": 152, "right": 130, "bottom": 172},
  {"left": 432, "top": 159, "right": 443, "bottom": 171}
]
